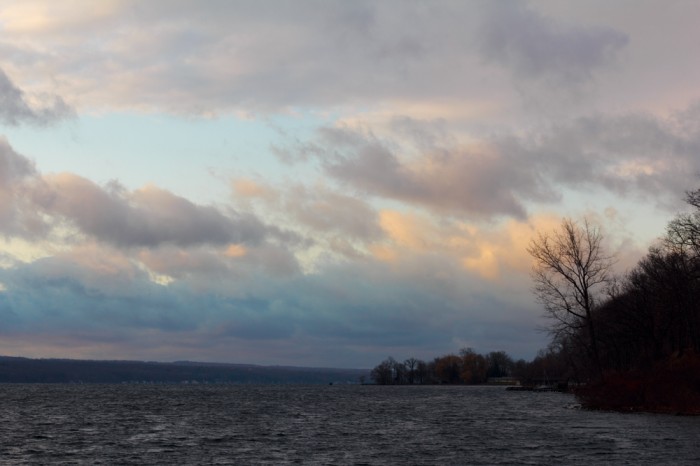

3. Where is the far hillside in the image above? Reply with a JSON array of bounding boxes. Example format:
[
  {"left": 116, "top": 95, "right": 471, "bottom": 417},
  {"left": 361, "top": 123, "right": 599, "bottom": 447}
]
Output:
[{"left": 0, "top": 356, "right": 369, "bottom": 385}]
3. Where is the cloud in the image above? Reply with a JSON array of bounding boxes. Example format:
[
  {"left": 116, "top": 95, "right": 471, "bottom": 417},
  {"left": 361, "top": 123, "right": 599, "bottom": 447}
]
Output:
[
  {"left": 31, "top": 174, "right": 269, "bottom": 248},
  {"left": 0, "top": 253, "right": 197, "bottom": 336},
  {"left": 367, "top": 208, "right": 567, "bottom": 282},
  {"left": 527, "top": 109, "right": 700, "bottom": 202},
  {"left": 0, "top": 131, "right": 562, "bottom": 365},
  {"left": 138, "top": 241, "right": 301, "bottom": 290},
  {"left": 1, "top": 0, "right": 696, "bottom": 136},
  {"left": 0, "top": 241, "right": 548, "bottom": 366},
  {"left": 278, "top": 103, "right": 700, "bottom": 220},
  {"left": 477, "top": 0, "right": 628, "bottom": 84},
  {"left": 0, "top": 1, "right": 633, "bottom": 115},
  {"left": 230, "top": 178, "right": 384, "bottom": 263},
  {"left": 282, "top": 124, "right": 554, "bottom": 219},
  {"left": 233, "top": 178, "right": 382, "bottom": 241},
  {"left": 0, "top": 138, "right": 49, "bottom": 237},
  {"left": 0, "top": 1, "right": 438, "bottom": 112},
  {"left": 0, "top": 0, "right": 696, "bottom": 369},
  {"left": 0, "top": 138, "right": 286, "bottom": 253},
  {"left": 281, "top": 184, "right": 383, "bottom": 241},
  {"left": 0, "top": 68, "right": 74, "bottom": 126}
]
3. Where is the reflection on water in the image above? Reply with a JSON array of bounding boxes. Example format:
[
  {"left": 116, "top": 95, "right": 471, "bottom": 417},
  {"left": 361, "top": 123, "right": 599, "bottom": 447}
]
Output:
[{"left": 0, "top": 384, "right": 697, "bottom": 465}]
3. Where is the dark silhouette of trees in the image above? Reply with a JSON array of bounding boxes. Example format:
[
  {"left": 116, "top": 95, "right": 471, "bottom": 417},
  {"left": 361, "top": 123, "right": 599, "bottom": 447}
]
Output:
[
  {"left": 575, "top": 189, "right": 700, "bottom": 376},
  {"left": 404, "top": 357, "right": 419, "bottom": 384},
  {"left": 666, "top": 189, "right": 700, "bottom": 258},
  {"left": 532, "top": 189, "right": 700, "bottom": 412},
  {"left": 370, "top": 358, "right": 394, "bottom": 385},
  {"left": 415, "top": 360, "right": 429, "bottom": 384},
  {"left": 527, "top": 218, "right": 615, "bottom": 375},
  {"left": 369, "top": 349, "right": 520, "bottom": 385},
  {"left": 459, "top": 348, "right": 487, "bottom": 384},
  {"left": 369, "top": 189, "right": 700, "bottom": 412},
  {"left": 434, "top": 354, "right": 463, "bottom": 384},
  {"left": 485, "top": 351, "right": 514, "bottom": 378},
  {"left": 369, "top": 357, "right": 419, "bottom": 385}
]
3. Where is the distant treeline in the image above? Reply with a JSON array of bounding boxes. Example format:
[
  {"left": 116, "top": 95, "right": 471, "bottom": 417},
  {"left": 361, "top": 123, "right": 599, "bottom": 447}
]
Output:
[
  {"left": 370, "top": 349, "right": 547, "bottom": 385},
  {"left": 0, "top": 356, "right": 369, "bottom": 385}
]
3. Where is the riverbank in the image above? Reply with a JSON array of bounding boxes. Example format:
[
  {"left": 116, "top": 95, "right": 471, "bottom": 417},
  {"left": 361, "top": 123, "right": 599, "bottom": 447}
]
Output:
[{"left": 574, "top": 351, "right": 700, "bottom": 415}]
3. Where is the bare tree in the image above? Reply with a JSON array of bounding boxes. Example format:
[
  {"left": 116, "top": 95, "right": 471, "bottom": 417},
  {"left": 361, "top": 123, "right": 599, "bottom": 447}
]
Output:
[
  {"left": 666, "top": 187, "right": 700, "bottom": 260},
  {"left": 527, "top": 218, "right": 615, "bottom": 375},
  {"left": 370, "top": 358, "right": 394, "bottom": 385},
  {"left": 404, "top": 357, "right": 419, "bottom": 384}
]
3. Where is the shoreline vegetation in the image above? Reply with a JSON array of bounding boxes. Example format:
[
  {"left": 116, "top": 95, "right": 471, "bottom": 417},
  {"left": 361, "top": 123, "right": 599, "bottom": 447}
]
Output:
[
  {"left": 574, "top": 351, "right": 700, "bottom": 415},
  {"left": 371, "top": 188, "right": 700, "bottom": 416},
  {"left": 543, "top": 188, "right": 700, "bottom": 416},
  {"left": 368, "top": 348, "right": 571, "bottom": 390}
]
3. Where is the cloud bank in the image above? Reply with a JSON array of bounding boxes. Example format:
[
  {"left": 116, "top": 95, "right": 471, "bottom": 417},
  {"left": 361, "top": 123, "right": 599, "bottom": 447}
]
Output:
[
  {"left": 0, "top": 1, "right": 698, "bottom": 367},
  {"left": 0, "top": 0, "right": 630, "bottom": 114},
  {"left": 276, "top": 107, "right": 700, "bottom": 219}
]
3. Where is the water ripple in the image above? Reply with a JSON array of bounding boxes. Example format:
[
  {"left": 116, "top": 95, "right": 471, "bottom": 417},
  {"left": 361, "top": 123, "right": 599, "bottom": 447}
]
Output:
[{"left": 0, "top": 384, "right": 697, "bottom": 465}]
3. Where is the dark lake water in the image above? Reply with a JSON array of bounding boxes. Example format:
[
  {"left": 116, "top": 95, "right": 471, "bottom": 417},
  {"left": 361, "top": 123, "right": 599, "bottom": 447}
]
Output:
[{"left": 0, "top": 384, "right": 697, "bottom": 465}]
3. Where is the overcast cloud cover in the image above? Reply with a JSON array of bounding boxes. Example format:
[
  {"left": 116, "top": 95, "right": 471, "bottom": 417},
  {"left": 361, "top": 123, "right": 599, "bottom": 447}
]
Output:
[{"left": 0, "top": 0, "right": 699, "bottom": 367}]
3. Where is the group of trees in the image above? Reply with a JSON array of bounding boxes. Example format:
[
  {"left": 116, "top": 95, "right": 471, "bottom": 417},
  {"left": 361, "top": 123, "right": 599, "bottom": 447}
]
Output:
[
  {"left": 370, "top": 188, "right": 700, "bottom": 412},
  {"left": 527, "top": 188, "right": 700, "bottom": 412},
  {"left": 529, "top": 188, "right": 700, "bottom": 380},
  {"left": 370, "top": 349, "right": 517, "bottom": 385}
]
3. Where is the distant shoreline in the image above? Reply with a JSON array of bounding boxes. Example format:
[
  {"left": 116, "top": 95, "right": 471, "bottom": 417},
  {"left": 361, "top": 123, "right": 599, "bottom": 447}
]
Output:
[{"left": 0, "top": 355, "right": 369, "bottom": 385}]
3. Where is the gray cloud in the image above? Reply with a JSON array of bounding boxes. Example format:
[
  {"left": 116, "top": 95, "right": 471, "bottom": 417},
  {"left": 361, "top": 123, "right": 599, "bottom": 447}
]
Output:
[
  {"left": 230, "top": 178, "right": 383, "bottom": 262},
  {"left": 0, "top": 68, "right": 74, "bottom": 126},
  {"left": 0, "top": 138, "right": 279, "bottom": 249},
  {"left": 0, "top": 138, "right": 49, "bottom": 237},
  {"left": 526, "top": 109, "right": 700, "bottom": 202},
  {"left": 32, "top": 174, "right": 269, "bottom": 248},
  {"left": 2, "top": 0, "right": 696, "bottom": 131},
  {"left": 288, "top": 125, "right": 552, "bottom": 218},
  {"left": 282, "top": 184, "right": 383, "bottom": 241},
  {"left": 0, "top": 248, "right": 546, "bottom": 367},
  {"left": 477, "top": 1, "right": 628, "bottom": 84},
  {"left": 279, "top": 104, "right": 700, "bottom": 219},
  {"left": 138, "top": 241, "right": 301, "bottom": 291},
  {"left": 0, "top": 1, "right": 631, "bottom": 114},
  {"left": 0, "top": 255, "right": 197, "bottom": 335}
]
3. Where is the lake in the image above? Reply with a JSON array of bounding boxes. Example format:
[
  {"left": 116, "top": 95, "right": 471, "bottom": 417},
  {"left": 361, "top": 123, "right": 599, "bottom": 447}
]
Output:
[{"left": 0, "top": 384, "right": 697, "bottom": 464}]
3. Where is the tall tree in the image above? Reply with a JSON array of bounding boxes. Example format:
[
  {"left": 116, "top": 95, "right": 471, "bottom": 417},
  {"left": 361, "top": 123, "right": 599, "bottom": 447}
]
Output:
[
  {"left": 459, "top": 348, "right": 487, "bottom": 384},
  {"left": 527, "top": 218, "right": 614, "bottom": 375},
  {"left": 666, "top": 188, "right": 700, "bottom": 258},
  {"left": 404, "top": 357, "right": 419, "bottom": 384},
  {"left": 370, "top": 358, "right": 394, "bottom": 385},
  {"left": 486, "top": 351, "right": 514, "bottom": 378}
]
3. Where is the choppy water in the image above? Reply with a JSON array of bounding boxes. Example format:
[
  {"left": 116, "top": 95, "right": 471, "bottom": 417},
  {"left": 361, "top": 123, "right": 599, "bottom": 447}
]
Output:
[{"left": 0, "top": 384, "right": 697, "bottom": 465}]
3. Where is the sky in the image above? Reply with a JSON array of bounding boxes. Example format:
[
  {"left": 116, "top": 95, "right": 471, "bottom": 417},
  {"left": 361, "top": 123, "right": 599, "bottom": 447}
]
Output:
[{"left": 0, "top": 0, "right": 699, "bottom": 368}]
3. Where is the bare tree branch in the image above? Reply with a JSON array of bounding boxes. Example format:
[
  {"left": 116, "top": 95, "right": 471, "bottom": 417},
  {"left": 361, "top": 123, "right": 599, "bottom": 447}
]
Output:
[{"left": 527, "top": 217, "right": 615, "bottom": 374}]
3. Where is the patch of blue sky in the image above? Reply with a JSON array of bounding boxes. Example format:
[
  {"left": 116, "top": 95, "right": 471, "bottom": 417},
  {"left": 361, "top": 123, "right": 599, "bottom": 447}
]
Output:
[{"left": 1, "top": 110, "right": 334, "bottom": 205}]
